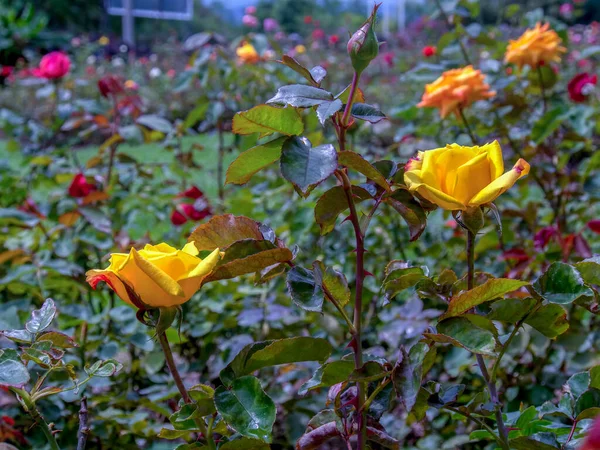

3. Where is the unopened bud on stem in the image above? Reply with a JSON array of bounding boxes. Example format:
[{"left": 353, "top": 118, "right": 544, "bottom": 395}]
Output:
[{"left": 347, "top": 4, "right": 381, "bottom": 75}]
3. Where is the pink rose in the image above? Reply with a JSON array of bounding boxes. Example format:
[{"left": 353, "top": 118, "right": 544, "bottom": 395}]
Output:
[{"left": 35, "top": 51, "right": 71, "bottom": 79}]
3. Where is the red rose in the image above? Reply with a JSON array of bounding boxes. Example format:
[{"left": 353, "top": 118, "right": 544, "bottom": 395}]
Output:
[
  {"left": 35, "top": 51, "right": 71, "bottom": 79},
  {"left": 181, "top": 203, "right": 211, "bottom": 221},
  {"left": 98, "top": 75, "right": 124, "bottom": 98},
  {"left": 68, "top": 174, "right": 96, "bottom": 198},
  {"left": 422, "top": 45, "right": 437, "bottom": 58},
  {"left": 581, "top": 415, "right": 600, "bottom": 450},
  {"left": 568, "top": 72, "right": 597, "bottom": 102},
  {"left": 312, "top": 28, "right": 325, "bottom": 40},
  {"left": 170, "top": 209, "right": 188, "bottom": 226},
  {"left": 179, "top": 186, "right": 204, "bottom": 199},
  {"left": 588, "top": 220, "right": 600, "bottom": 234},
  {"left": 329, "top": 35, "right": 340, "bottom": 45}
]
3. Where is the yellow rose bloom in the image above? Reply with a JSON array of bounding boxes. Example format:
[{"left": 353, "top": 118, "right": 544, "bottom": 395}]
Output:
[
  {"left": 505, "top": 22, "right": 566, "bottom": 69},
  {"left": 295, "top": 45, "right": 306, "bottom": 54},
  {"left": 86, "top": 242, "right": 220, "bottom": 308},
  {"left": 236, "top": 42, "right": 260, "bottom": 64},
  {"left": 98, "top": 36, "right": 110, "bottom": 46},
  {"left": 417, "top": 66, "right": 496, "bottom": 119},
  {"left": 404, "top": 141, "right": 530, "bottom": 211}
]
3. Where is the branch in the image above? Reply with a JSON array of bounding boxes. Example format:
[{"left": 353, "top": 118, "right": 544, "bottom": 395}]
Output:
[{"left": 77, "top": 396, "right": 89, "bottom": 450}]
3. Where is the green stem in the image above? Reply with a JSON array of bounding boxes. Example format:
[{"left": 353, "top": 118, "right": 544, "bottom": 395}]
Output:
[
  {"left": 338, "top": 71, "right": 361, "bottom": 152},
  {"left": 18, "top": 391, "right": 61, "bottom": 450},
  {"left": 361, "top": 378, "right": 391, "bottom": 412},
  {"left": 466, "top": 230, "right": 510, "bottom": 450},
  {"left": 458, "top": 107, "right": 478, "bottom": 146},
  {"left": 443, "top": 406, "right": 503, "bottom": 447},
  {"left": 158, "top": 332, "right": 213, "bottom": 447},
  {"left": 336, "top": 168, "right": 367, "bottom": 450}
]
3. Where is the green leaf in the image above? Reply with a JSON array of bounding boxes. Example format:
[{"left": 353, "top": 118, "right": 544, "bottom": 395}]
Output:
[
  {"left": 336, "top": 84, "right": 366, "bottom": 104},
  {"left": 509, "top": 434, "right": 560, "bottom": 449},
  {"left": 232, "top": 105, "right": 304, "bottom": 138},
  {"left": 590, "top": 366, "right": 600, "bottom": 390},
  {"left": 524, "top": 304, "right": 569, "bottom": 338},
  {"left": 36, "top": 331, "right": 78, "bottom": 348},
  {"left": 298, "top": 360, "right": 354, "bottom": 395},
  {"left": 85, "top": 359, "right": 123, "bottom": 377},
  {"left": 267, "top": 84, "right": 334, "bottom": 108},
  {"left": 533, "top": 262, "right": 594, "bottom": 304},
  {"left": 440, "top": 279, "right": 529, "bottom": 320},
  {"left": 157, "top": 428, "right": 194, "bottom": 439},
  {"left": 286, "top": 265, "right": 324, "bottom": 313},
  {"left": 314, "top": 261, "right": 351, "bottom": 307},
  {"left": 349, "top": 361, "right": 387, "bottom": 382},
  {"left": 314, "top": 185, "right": 372, "bottom": 235},
  {"left": 278, "top": 56, "right": 322, "bottom": 87},
  {"left": 383, "top": 189, "right": 427, "bottom": 241},
  {"left": 531, "top": 107, "right": 569, "bottom": 144},
  {"left": 220, "top": 438, "right": 271, "bottom": 450},
  {"left": 316, "top": 99, "right": 343, "bottom": 125},
  {"left": 136, "top": 114, "right": 174, "bottom": 134},
  {"left": 188, "top": 215, "right": 267, "bottom": 250},
  {"left": 427, "top": 317, "right": 496, "bottom": 355},
  {"left": 393, "top": 343, "right": 429, "bottom": 411},
  {"left": 575, "top": 257, "right": 600, "bottom": 286},
  {"left": 1, "top": 329, "right": 33, "bottom": 344},
  {"left": 214, "top": 376, "right": 276, "bottom": 442},
  {"left": 351, "top": 103, "right": 386, "bottom": 123},
  {"left": 204, "top": 240, "right": 293, "bottom": 284},
  {"left": 169, "top": 404, "right": 201, "bottom": 431},
  {"left": 338, "top": 152, "right": 391, "bottom": 191},
  {"left": 575, "top": 389, "right": 600, "bottom": 420},
  {"left": 280, "top": 137, "right": 337, "bottom": 196},
  {"left": 0, "top": 349, "right": 30, "bottom": 387},
  {"left": 487, "top": 298, "right": 537, "bottom": 323},
  {"left": 220, "top": 337, "right": 333, "bottom": 386},
  {"left": 226, "top": 137, "right": 287, "bottom": 185},
  {"left": 568, "top": 372, "right": 590, "bottom": 399},
  {"left": 188, "top": 384, "right": 217, "bottom": 417},
  {"left": 26, "top": 298, "right": 56, "bottom": 334},
  {"left": 183, "top": 102, "right": 209, "bottom": 129},
  {"left": 383, "top": 266, "right": 426, "bottom": 301}
]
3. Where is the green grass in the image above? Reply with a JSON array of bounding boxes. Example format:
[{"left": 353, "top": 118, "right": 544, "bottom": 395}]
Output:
[{"left": 0, "top": 133, "right": 237, "bottom": 200}]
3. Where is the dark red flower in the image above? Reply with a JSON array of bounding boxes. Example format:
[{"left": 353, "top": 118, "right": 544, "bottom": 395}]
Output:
[
  {"left": 181, "top": 203, "right": 211, "bottom": 221},
  {"left": 422, "top": 45, "right": 437, "bottom": 58},
  {"left": 312, "top": 28, "right": 325, "bottom": 40},
  {"left": 98, "top": 75, "right": 124, "bottom": 98},
  {"left": 568, "top": 72, "right": 597, "bottom": 102},
  {"left": 68, "top": 174, "right": 96, "bottom": 198},
  {"left": 179, "top": 186, "right": 204, "bottom": 200},
  {"left": 581, "top": 415, "right": 600, "bottom": 450},
  {"left": 329, "top": 34, "right": 340, "bottom": 45},
  {"left": 2, "top": 416, "right": 15, "bottom": 426},
  {"left": 170, "top": 209, "right": 188, "bottom": 226},
  {"left": 383, "top": 51, "right": 394, "bottom": 68},
  {"left": 0, "top": 66, "right": 13, "bottom": 78},
  {"left": 588, "top": 220, "right": 600, "bottom": 234},
  {"left": 34, "top": 51, "right": 71, "bottom": 79}
]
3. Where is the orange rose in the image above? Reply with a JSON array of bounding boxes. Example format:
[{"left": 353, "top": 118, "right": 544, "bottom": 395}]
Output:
[
  {"left": 505, "top": 22, "right": 566, "bottom": 69},
  {"left": 236, "top": 42, "right": 260, "bottom": 64},
  {"left": 417, "top": 66, "right": 495, "bottom": 119}
]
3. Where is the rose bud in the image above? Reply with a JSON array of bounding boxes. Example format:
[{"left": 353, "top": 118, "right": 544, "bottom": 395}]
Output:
[{"left": 347, "top": 4, "right": 380, "bottom": 75}]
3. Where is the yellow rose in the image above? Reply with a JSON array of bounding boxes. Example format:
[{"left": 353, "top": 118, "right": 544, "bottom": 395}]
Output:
[
  {"left": 98, "top": 36, "right": 110, "bottom": 46},
  {"left": 417, "top": 66, "right": 496, "bottom": 119},
  {"left": 505, "top": 22, "right": 566, "bottom": 69},
  {"left": 236, "top": 42, "right": 260, "bottom": 64},
  {"left": 295, "top": 45, "right": 306, "bottom": 54},
  {"left": 86, "top": 242, "right": 220, "bottom": 308},
  {"left": 404, "top": 141, "right": 530, "bottom": 211}
]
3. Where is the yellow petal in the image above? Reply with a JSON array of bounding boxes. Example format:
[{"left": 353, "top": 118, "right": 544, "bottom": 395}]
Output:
[
  {"left": 143, "top": 243, "right": 178, "bottom": 254},
  {"left": 406, "top": 172, "right": 466, "bottom": 210},
  {"left": 468, "top": 158, "right": 530, "bottom": 206},
  {"left": 188, "top": 248, "right": 220, "bottom": 278},
  {"left": 182, "top": 241, "right": 199, "bottom": 256},
  {"left": 481, "top": 141, "right": 504, "bottom": 180},
  {"left": 453, "top": 152, "right": 491, "bottom": 205}
]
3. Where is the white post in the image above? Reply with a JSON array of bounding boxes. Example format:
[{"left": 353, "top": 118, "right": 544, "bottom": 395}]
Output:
[
  {"left": 398, "top": 0, "right": 406, "bottom": 32},
  {"left": 122, "top": 0, "right": 135, "bottom": 48}
]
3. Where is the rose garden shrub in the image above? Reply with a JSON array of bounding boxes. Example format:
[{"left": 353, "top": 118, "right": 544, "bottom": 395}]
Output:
[{"left": 0, "top": 1, "right": 599, "bottom": 449}]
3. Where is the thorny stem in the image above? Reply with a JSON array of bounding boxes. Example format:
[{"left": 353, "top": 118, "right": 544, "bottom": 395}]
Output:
[
  {"left": 537, "top": 66, "right": 548, "bottom": 113},
  {"left": 158, "top": 332, "right": 214, "bottom": 449},
  {"left": 77, "top": 397, "right": 89, "bottom": 450},
  {"left": 467, "top": 231, "right": 510, "bottom": 450},
  {"left": 458, "top": 107, "right": 478, "bottom": 146},
  {"left": 335, "top": 168, "right": 367, "bottom": 450},
  {"left": 17, "top": 390, "right": 61, "bottom": 450},
  {"left": 337, "top": 71, "right": 361, "bottom": 151}
]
